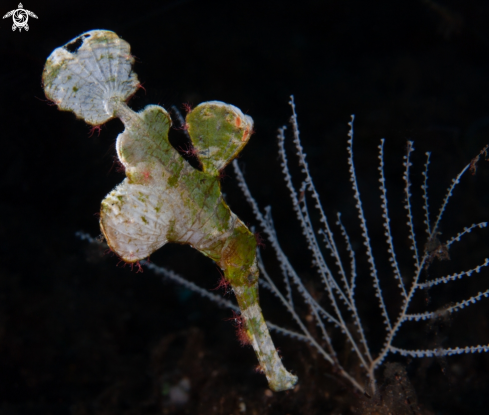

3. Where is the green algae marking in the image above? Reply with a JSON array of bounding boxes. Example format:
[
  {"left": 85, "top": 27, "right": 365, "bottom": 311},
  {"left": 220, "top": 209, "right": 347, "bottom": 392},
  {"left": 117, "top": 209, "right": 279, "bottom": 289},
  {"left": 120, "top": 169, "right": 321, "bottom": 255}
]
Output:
[
  {"left": 166, "top": 218, "right": 178, "bottom": 242},
  {"left": 42, "top": 60, "right": 63, "bottom": 89},
  {"left": 137, "top": 192, "right": 147, "bottom": 203}
]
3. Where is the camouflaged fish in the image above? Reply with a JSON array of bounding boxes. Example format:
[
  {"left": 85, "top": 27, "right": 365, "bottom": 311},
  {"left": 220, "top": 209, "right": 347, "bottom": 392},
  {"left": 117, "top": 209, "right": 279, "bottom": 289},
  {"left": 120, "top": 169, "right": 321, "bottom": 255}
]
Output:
[{"left": 43, "top": 30, "right": 298, "bottom": 392}]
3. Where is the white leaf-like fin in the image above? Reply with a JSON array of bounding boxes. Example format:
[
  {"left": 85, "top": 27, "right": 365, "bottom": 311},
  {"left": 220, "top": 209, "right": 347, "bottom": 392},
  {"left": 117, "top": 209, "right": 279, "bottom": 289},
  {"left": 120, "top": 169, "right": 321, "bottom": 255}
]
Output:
[{"left": 43, "top": 30, "right": 139, "bottom": 125}]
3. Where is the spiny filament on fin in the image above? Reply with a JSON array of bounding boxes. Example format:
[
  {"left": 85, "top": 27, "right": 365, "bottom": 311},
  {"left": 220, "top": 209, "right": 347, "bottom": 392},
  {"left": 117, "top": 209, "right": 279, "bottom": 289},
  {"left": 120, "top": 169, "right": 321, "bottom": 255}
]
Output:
[
  {"left": 225, "top": 311, "right": 251, "bottom": 346},
  {"left": 212, "top": 271, "right": 233, "bottom": 295},
  {"left": 88, "top": 125, "right": 102, "bottom": 137},
  {"left": 254, "top": 231, "right": 266, "bottom": 248},
  {"left": 182, "top": 102, "right": 193, "bottom": 113},
  {"left": 117, "top": 258, "right": 144, "bottom": 273},
  {"left": 178, "top": 144, "right": 199, "bottom": 158},
  {"left": 137, "top": 82, "right": 147, "bottom": 94}
]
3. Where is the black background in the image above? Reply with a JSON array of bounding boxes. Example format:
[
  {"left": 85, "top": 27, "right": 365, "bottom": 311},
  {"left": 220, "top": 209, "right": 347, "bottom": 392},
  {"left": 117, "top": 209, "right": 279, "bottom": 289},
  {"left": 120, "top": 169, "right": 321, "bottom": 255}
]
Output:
[{"left": 1, "top": 0, "right": 489, "bottom": 414}]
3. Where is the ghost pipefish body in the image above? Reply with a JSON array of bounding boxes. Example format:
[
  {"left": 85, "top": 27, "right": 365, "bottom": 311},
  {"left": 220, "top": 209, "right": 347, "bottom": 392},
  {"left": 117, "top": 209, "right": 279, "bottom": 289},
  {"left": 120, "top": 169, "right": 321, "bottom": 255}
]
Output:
[{"left": 43, "top": 30, "right": 298, "bottom": 392}]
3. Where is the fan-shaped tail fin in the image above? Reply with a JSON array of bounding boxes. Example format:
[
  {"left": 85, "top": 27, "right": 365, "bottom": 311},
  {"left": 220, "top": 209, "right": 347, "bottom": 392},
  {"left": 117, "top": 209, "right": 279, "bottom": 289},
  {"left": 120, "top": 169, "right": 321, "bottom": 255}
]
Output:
[{"left": 42, "top": 30, "right": 140, "bottom": 126}]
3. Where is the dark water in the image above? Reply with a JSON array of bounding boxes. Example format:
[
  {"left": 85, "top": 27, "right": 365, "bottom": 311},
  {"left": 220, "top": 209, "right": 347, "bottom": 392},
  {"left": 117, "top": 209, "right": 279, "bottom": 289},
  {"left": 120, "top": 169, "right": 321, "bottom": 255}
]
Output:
[{"left": 1, "top": 0, "right": 489, "bottom": 413}]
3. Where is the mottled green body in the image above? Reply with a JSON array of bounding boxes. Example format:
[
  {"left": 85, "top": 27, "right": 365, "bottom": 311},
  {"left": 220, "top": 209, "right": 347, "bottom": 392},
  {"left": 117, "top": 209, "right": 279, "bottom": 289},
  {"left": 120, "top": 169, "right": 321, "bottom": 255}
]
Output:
[{"left": 43, "top": 30, "right": 297, "bottom": 391}]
